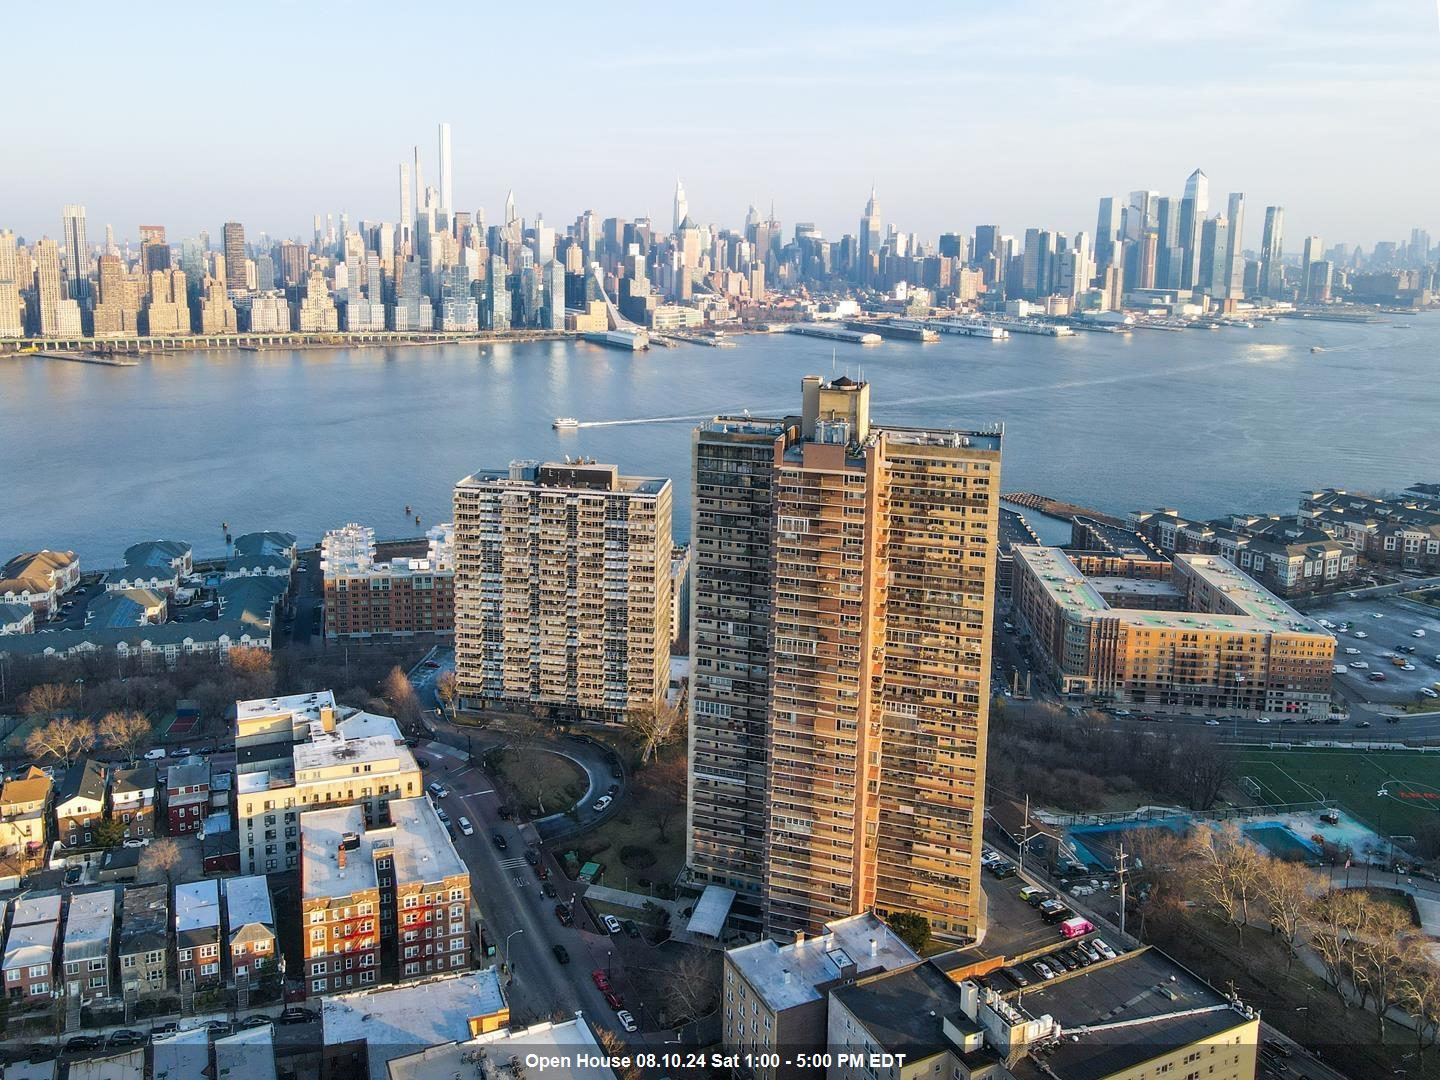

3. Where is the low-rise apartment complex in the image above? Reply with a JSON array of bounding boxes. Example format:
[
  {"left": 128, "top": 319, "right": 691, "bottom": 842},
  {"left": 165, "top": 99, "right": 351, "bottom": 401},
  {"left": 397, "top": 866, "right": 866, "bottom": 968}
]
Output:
[
  {"left": 1013, "top": 547, "right": 1335, "bottom": 716},
  {"left": 0, "top": 550, "right": 80, "bottom": 614},
  {"left": 222, "top": 875, "right": 276, "bottom": 985},
  {"left": 62, "top": 888, "right": 115, "bottom": 1004},
  {"left": 118, "top": 883, "right": 169, "bottom": 999},
  {"left": 4, "top": 895, "right": 61, "bottom": 1005},
  {"left": 234, "top": 691, "right": 422, "bottom": 874},
  {"left": 174, "top": 880, "right": 222, "bottom": 990},
  {"left": 301, "top": 796, "right": 470, "bottom": 999},
  {"left": 453, "top": 459, "right": 673, "bottom": 722},
  {"left": 321, "top": 523, "right": 455, "bottom": 640}
]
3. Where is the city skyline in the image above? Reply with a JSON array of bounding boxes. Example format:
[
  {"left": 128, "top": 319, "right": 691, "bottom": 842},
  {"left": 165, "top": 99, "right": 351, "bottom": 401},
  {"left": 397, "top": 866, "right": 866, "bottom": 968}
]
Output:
[{"left": 7, "top": 2, "right": 1437, "bottom": 246}]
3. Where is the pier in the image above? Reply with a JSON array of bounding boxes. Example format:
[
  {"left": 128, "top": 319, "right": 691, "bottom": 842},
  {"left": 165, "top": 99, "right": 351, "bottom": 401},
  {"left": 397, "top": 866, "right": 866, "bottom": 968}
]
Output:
[
  {"left": 583, "top": 328, "right": 649, "bottom": 351},
  {"left": 1003, "top": 491, "right": 1128, "bottom": 528},
  {"left": 787, "top": 323, "right": 882, "bottom": 345},
  {"left": 20, "top": 349, "right": 139, "bottom": 367},
  {"left": 921, "top": 319, "right": 1009, "bottom": 339},
  {"left": 844, "top": 320, "right": 939, "bottom": 342}
]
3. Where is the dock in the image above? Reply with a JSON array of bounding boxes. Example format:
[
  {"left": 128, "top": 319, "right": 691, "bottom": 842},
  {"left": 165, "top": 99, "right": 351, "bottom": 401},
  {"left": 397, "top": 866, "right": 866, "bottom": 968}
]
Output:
[
  {"left": 844, "top": 320, "right": 939, "bottom": 343},
  {"left": 987, "top": 318, "right": 1075, "bottom": 337},
  {"left": 788, "top": 323, "right": 882, "bottom": 345},
  {"left": 1003, "top": 491, "right": 1128, "bottom": 528},
  {"left": 583, "top": 328, "right": 649, "bottom": 351},
  {"left": 36, "top": 350, "right": 139, "bottom": 367},
  {"left": 922, "top": 319, "right": 1009, "bottom": 340}
]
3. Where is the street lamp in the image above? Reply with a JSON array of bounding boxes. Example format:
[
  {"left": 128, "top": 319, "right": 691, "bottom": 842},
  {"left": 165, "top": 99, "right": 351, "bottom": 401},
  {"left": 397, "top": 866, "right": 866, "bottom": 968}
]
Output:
[{"left": 504, "top": 929, "right": 525, "bottom": 976}]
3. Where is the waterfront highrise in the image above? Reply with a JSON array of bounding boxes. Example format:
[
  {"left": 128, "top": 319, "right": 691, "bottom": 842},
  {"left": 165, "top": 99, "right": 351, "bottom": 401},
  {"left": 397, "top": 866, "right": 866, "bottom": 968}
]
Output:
[
  {"left": 453, "top": 460, "right": 673, "bottom": 723},
  {"left": 687, "top": 376, "right": 1002, "bottom": 943},
  {"left": 60, "top": 204, "right": 90, "bottom": 308},
  {"left": 34, "top": 237, "right": 82, "bottom": 336},
  {"left": 857, "top": 187, "right": 881, "bottom": 286},
  {"left": 1260, "top": 206, "right": 1285, "bottom": 298},
  {"left": 1094, "top": 197, "right": 1119, "bottom": 276},
  {"left": 1224, "top": 192, "right": 1246, "bottom": 299},
  {"left": 0, "top": 231, "right": 24, "bottom": 338},
  {"left": 222, "top": 222, "right": 246, "bottom": 293}
]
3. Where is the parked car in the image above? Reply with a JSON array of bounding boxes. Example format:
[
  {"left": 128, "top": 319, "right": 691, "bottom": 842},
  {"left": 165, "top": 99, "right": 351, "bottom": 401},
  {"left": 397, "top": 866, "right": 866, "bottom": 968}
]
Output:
[
  {"left": 591, "top": 969, "right": 611, "bottom": 991},
  {"left": 121, "top": 837, "right": 149, "bottom": 848},
  {"left": 604, "top": 989, "right": 624, "bottom": 1010},
  {"left": 592, "top": 795, "right": 613, "bottom": 813},
  {"left": 277, "top": 1009, "right": 317, "bottom": 1026},
  {"left": 238, "top": 1014, "right": 273, "bottom": 1029},
  {"left": 143, "top": 748, "right": 167, "bottom": 761},
  {"left": 427, "top": 781, "right": 449, "bottom": 798},
  {"left": 458, "top": 816, "right": 474, "bottom": 836},
  {"left": 1000, "top": 965, "right": 1030, "bottom": 988},
  {"left": 170, "top": 747, "right": 192, "bottom": 758},
  {"left": 65, "top": 1035, "right": 105, "bottom": 1051},
  {"left": 107, "top": 1030, "right": 147, "bottom": 1047},
  {"left": 616, "top": 1010, "right": 638, "bottom": 1033},
  {"left": 1031, "top": 961, "right": 1056, "bottom": 981},
  {"left": 541, "top": 881, "right": 557, "bottom": 898},
  {"left": 989, "top": 861, "right": 1017, "bottom": 879},
  {"left": 151, "top": 1023, "right": 180, "bottom": 1036},
  {"left": 1093, "top": 939, "right": 1117, "bottom": 960},
  {"left": 201, "top": 1020, "right": 232, "bottom": 1036},
  {"left": 524, "top": 849, "right": 540, "bottom": 866},
  {"left": 603, "top": 914, "right": 623, "bottom": 934},
  {"left": 622, "top": 919, "right": 640, "bottom": 938},
  {"left": 553, "top": 944, "right": 571, "bottom": 964},
  {"left": 435, "top": 807, "right": 450, "bottom": 824},
  {"left": 555, "top": 904, "right": 574, "bottom": 927}
]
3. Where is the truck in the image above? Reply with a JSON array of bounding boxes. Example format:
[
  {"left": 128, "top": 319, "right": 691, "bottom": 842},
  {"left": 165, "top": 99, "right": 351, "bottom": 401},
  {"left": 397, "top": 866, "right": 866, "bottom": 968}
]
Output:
[{"left": 1059, "top": 916, "right": 1095, "bottom": 939}]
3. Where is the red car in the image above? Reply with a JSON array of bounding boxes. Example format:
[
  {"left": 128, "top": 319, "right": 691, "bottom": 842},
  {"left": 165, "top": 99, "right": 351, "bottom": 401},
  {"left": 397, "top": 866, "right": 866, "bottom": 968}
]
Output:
[
  {"left": 604, "top": 989, "right": 624, "bottom": 1010},
  {"left": 534, "top": 864, "right": 550, "bottom": 880},
  {"left": 591, "top": 970, "right": 611, "bottom": 992}
]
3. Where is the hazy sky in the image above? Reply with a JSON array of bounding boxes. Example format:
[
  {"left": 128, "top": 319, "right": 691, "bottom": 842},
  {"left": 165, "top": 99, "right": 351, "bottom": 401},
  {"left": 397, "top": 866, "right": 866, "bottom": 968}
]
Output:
[{"left": 8, "top": 1, "right": 1437, "bottom": 250}]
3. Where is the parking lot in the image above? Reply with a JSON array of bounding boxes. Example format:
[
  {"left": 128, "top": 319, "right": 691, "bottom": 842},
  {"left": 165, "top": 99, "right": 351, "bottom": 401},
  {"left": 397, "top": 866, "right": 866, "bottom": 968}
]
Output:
[{"left": 1306, "top": 593, "right": 1440, "bottom": 707}]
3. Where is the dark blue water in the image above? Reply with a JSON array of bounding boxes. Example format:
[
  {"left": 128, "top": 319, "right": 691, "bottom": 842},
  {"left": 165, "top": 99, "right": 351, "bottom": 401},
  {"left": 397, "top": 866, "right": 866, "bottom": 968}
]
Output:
[{"left": 2, "top": 315, "right": 1437, "bottom": 566}]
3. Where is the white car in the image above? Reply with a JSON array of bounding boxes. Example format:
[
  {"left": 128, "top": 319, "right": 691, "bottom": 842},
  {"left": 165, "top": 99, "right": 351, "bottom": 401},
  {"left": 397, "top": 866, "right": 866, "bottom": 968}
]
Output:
[
  {"left": 603, "top": 914, "right": 623, "bottom": 934},
  {"left": 1372, "top": 613, "right": 1384, "bottom": 619},
  {"left": 1256, "top": 717, "right": 1271, "bottom": 724},
  {"left": 1204, "top": 719, "right": 1221, "bottom": 726},
  {"left": 458, "top": 817, "right": 474, "bottom": 836},
  {"left": 121, "top": 837, "right": 150, "bottom": 848},
  {"left": 1350, "top": 661, "right": 1369, "bottom": 669},
  {"left": 1420, "top": 688, "right": 1438, "bottom": 699},
  {"left": 1353, "top": 631, "right": 1368, "bottom": 639},
  {"left": 170, "top": 747, "right": 192, "bottom": 758},
  {"left": 616, "top": 1010, "right": 638, "bottom": 1033},
  {"left": 1093, "top": 939, "right": 1117, "bottom": 960},
  {"left": 1032, "top": 961, "right": 1056, "bottom": 980},
  {"left": 428, "top": 782, "right": 449, "bottom": 798},
  {"left": 143, "top": 748, "right": 167, "bottom": 761},
  {"left": 1402, "top": 664, "right": 1416, "bottom": 672},
  {"left": 592, "top": 796, "right": 612, "bottom": 813},
  {"left": 1414, "top": 629, "right": 1427, "bottom": 638},
  {"left": 1344, "top": 647, "right": 1361, "bottom": 655}
]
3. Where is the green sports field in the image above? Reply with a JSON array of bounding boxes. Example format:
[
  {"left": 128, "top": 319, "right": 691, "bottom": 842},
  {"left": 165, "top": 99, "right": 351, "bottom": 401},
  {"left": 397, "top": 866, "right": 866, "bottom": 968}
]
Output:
[{"left": 1234, "top": 747, "right": 1440, "bottom": 841}]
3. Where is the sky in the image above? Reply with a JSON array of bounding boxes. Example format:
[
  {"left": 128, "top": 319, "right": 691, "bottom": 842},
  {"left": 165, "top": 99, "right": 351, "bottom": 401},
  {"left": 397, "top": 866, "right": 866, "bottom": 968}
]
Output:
[{"left": 7, "top": 0, "right": 1438, "bottom": 251}]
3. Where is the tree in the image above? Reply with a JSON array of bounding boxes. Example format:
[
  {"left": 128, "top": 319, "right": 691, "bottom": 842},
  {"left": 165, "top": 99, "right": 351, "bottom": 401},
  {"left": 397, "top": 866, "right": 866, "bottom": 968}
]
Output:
[
  {"left": 596, "top": 1028, "right": 642, "bottom": 1080},
  {"left": 1175, "top": 736, "right": 1235, "bottom": 811},
  {"left": 382, "top": 666, "right": 423, "bottom": 730},
  {"left": 626, "top": 700, "right": 684, "bottom": 765},
  {"left": 140, "top": 837, "right": 182, "bottom": 887},
  {"left": 637, "top": 757, "right": 687, "bottom": 843},
  {"left": 885, "top": 911, "right": 932, "bottom": 953},
  {"left": 663, "top": 949, "right": 719, "bottom": 1025},
  {"left": 21, "top": 683, "right": 75, "bottom": 719},
  {"left": 24, "top": 716, "right": 96, "bottom": 767},
  {"left": 227, "top": 647, "right": 272, "bottom": 677},
  {"left": 93, "top": 818, "right": 127, "bottom": 849},
  {"left": 1308, "top": 888, "right": 1368, "bottom": 1003},
  {"left": 1395, "top": 954, "right": 1440, "bottom": 1060},
  {"left": 435, "top": 670, "right": 457, "bottom": 709},
  {"left": 1256, "top": 858, "right": 1314, "bottom": 971},
  {"left": 100, "top": 709, "right": 152, "bottom": 765},
  {"left": 1186, "top": 822, "right": 1264, "bottom": 941}
]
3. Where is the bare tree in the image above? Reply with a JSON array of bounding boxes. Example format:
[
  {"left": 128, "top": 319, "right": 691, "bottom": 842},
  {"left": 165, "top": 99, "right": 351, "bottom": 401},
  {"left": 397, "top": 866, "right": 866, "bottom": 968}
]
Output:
[
  {"left": 664, "top": 948, "right": 720, "bottom": 1024},
  {"left": 100, "top": 709, "right": 152, "bottom": 766},
  {"left": 227, "top": 647, "right": 272, "bottom": 677},
  {"left": 140, "top": 837, "right": 183, "bottom": 887},
  {"left": 435, "top": 670, "right": 457, "bottom": 709},
  {"left": 382, "top": 666, "right": 423, "bottom": 730},
  {"left": 21, "top": 683, "right": 75, "bottom": 719},
  {"left": 596, "top": 1028, "right": 641, "bottom": 1080},
  {"left": 1350, "top": 903, "right": 1413, "bottom": 1039},
  {"left": 1186, "top": 822, "right": 1264, "bottom": 941},
  {"left": 625, "top": 700, "right": 684, "bottom": 765},
  {"left": 1395, "top": 953, "right": 1440, "bottom": 1060},
  {"left": 24, "top": 716, "right": 96, "bottom": 767},
  {"left": 1176, "top": 735, "right": 1235, "bottom": 811},
  {"left": 1308, "top": 889, "right": 1370, "bottom": 1004},
  {"left": 638, "top": 757, "right": 687, "bottom": 843},
  {"left": 1257, "top": 858, "right": 1315, "bottom": 971}
]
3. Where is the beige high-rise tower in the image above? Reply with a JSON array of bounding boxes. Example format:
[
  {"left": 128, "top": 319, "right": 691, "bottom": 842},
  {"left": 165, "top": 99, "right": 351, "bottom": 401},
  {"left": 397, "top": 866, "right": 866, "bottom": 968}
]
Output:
[
  {"left": 453, "top": 459, "right": 672, "bottom": 723},
  {"left": 688, "top": 376, "right": 1001, "bottom": 943}
]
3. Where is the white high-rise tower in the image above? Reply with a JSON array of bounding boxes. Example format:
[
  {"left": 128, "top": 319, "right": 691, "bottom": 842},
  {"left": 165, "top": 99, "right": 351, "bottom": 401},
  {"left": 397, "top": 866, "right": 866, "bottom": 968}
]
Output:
[
  {"left": 673, "top": 179, "right": 688, "bottom": 235},
  {"left": 399, "top": 163, "right": 412, "bottom": 237},
  {"left": 438, "top": 122, "right": 453, "bottom": 216}
]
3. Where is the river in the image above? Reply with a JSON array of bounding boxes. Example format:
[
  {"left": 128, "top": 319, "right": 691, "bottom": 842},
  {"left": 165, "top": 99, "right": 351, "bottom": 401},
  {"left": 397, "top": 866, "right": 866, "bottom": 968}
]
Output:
[{"left": 2, "top": 315, "right": 1436, "bottom": 565}]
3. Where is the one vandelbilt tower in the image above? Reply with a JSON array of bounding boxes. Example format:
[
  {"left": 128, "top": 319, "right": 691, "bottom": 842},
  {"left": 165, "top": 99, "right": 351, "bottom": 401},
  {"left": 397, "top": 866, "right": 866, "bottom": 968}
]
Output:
[{"left": 687, "top": 377, "right": 1002, "bottom": 943}]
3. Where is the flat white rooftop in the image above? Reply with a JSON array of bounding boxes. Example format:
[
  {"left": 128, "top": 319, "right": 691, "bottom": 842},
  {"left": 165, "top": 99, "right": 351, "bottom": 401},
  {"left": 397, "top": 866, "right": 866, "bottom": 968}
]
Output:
[
  {"left": 387, "top": 1015, "right": 612, "bottom": 1080},
  {"left": 301, "top": 804, "right": 375, "bottom": 898},
  {"left": 387, "top": 796, "right": 467, "bottom": 885},
  {"left": 236, "top": 689, "right": 337, "bottom": 724},
  {"left": 63, "top": 889, "right": 116, "bottom": 953},
  {"left": 322, "top": 970, "right": 507, "bottom": 1080},
  {"left": 727, "top": 912, "right": 919, "bottom": 1013},
  {"left": 223, "top": 875, "right": 274, "bottom": 929},
  {"left": 174, "top": 880, "right": 221, "bottom": 933}
]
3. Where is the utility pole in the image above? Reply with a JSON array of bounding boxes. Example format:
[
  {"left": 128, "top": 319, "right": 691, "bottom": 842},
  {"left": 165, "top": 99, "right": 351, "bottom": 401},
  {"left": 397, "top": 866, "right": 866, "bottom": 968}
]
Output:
[
  {"left": 1115, "top": 842, "right": 1130, "bottom": 939},
  {"left": 1017, "top": 793, "right": 1031, "bottom": 873}
]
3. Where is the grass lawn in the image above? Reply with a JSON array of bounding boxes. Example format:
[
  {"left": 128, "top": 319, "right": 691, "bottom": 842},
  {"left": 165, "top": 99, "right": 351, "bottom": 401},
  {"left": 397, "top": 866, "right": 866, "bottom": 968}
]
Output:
[
  {"left": 488, "top": 746, "right": 587, "bottom": 816},
  {"left": 1233, "top": 746, "right": 1440, "bottom": 839},
  {"left": 570, "top": 801, "right": 686, "bottom": 894}
]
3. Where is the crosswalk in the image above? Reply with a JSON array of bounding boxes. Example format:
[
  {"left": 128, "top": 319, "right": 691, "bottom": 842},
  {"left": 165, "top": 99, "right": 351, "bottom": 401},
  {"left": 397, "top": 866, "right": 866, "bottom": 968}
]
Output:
[{"left": 498, "top": 857, "right": 531, "bottom": 870}]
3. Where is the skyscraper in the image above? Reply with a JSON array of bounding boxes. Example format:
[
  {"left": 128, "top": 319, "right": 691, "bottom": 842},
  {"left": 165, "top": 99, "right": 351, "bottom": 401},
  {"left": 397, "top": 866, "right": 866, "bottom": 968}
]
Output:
[
  {"left": 399, "top": 162, "right": 413, "bottom": 242},
  {"left": 1197, "top": 215, "right": 1230, "bottom": 298},
  {"left": 1224, "top": 192, "right": 1246, "bottom": 299},
  {"left": 438, "top": 122, "right": 453, "bottom": 217},
  {"left": 858, "top": 187, "right": 881, "bottom": 286},
  {"left": 1093, "top": 197, "right": 1119, "bottom": 277},
  {"left": 60, "top": 204, "right": 90, "bottom": 307},
  {"left": 1154, "top": 197, "right": 1179, "bottom": 289},
  {"left": 673, "top": 180, "right": 688, "bottom": 236},
  {"left": 452, "top": 460, "right": 673, "bottom": 723},
  {"left": 1177, "top": 169, "right": 1208, "bottom": 291},
  {"left": 1260, "top": 206, "right": 1285, "bottom": 298},
  {"left": 0, "top": 231, "right": 24, "bottom": 338},
  {"left": 1183, "top": 168, "right": 1210, "bottom": 216},
  {"left": 688, "top": 376, "right": 1002, "bottom": 943},
  {"left": 35, "top": 237, "right": 82, "bottom": 336},
  {"left": 1020, "top": 228, "right": 1055, "bottom": 297},
  {"left": 1302, "top": 236, "right": 1324, "bottom": 301},
  {"left": 222, "top": 222, "right": 247, "bottom": 294}
]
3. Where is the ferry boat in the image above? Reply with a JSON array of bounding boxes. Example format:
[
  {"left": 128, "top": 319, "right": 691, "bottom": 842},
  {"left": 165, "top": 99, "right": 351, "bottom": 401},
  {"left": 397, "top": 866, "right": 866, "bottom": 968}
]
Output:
[
  {"left": 1310, "top": 345, "right": 1324, "bottom": 353},
  {"left": 553, "top": 417, "right": 580, "bottom": 430}
]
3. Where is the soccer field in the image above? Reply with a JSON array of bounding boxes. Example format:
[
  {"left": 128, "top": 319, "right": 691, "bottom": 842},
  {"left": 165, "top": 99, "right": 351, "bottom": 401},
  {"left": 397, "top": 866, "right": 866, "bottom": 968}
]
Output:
[{"left": 1235, "top": 747, "right": 1440, "bottom": 840}]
